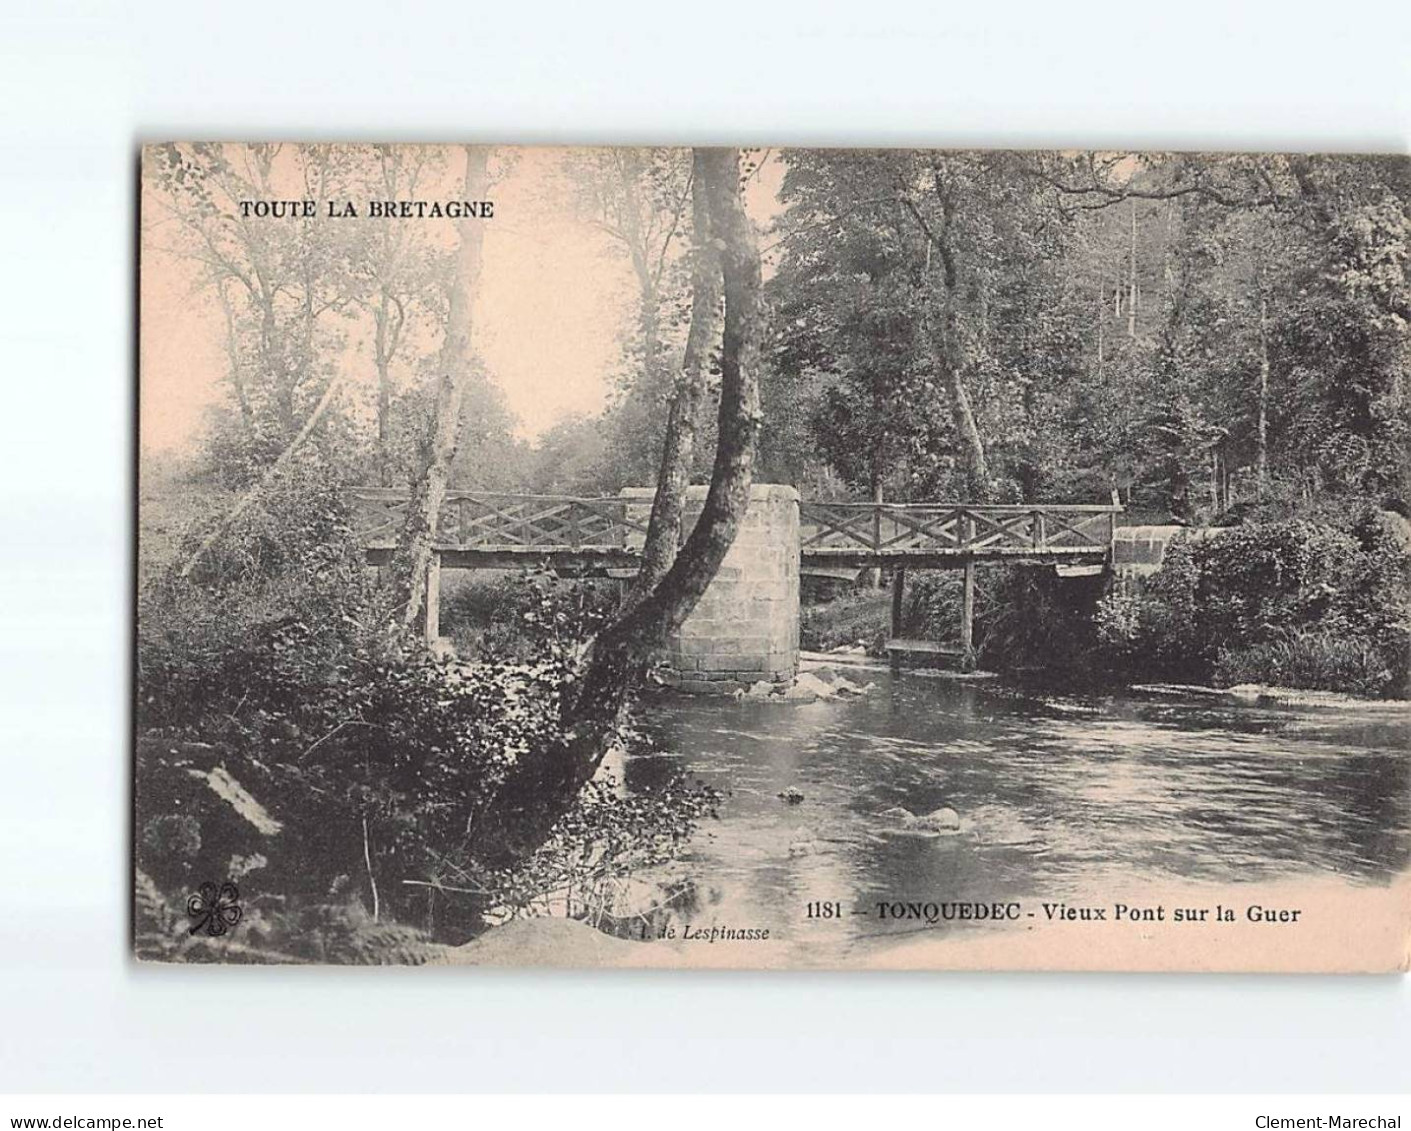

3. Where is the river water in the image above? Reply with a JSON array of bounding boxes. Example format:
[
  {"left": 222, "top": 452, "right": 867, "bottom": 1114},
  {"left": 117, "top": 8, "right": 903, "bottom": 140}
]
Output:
[{"left": 621, "top": 667, "right": 1411, "bottom": 965}]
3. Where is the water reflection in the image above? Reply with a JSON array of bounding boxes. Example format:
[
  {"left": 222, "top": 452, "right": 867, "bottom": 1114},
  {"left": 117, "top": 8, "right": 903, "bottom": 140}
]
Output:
[{"left": 624, "top": 672, "right": 1411, "bottom": 961}]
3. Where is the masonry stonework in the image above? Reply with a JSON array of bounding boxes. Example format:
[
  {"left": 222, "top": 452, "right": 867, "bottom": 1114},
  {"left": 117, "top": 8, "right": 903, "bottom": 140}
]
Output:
[
  {"left": 622, "top": 484, "right": 800, "bottom": 695},
  {"left": 1111, "top": 524, "right": 1224, "bottom": 577}
]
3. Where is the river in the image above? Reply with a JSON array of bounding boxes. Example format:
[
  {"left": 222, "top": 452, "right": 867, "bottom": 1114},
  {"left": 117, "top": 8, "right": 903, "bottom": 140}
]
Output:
[{"left": 621, "top": 667, "right": 1411, "bottom": 966}]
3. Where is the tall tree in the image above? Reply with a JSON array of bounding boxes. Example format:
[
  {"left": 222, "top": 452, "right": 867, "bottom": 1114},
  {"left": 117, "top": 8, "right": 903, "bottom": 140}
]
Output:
[
  {"left": 346, "top": 145, "right": 447, "bottom": 485},
  {"left": 767, "top": 150, "right": 1091, "bottom": 506},
  {"left": 630, "top": 149, "right": 721, "bottom": 599},
  {"left": 897, "top": 154, "right": 993, "bottom": 501},
  {"left": 470, "top": 147, "right": 762, "bottom": 870},
  {"left": 569, "top": 148, "right": 697, "bottom": 487},
  {"left": 389, "top": 146, "right": 490, "bottom": 631}
]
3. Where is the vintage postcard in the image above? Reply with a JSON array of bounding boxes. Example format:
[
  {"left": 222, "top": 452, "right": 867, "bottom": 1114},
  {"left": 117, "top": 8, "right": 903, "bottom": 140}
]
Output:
[{"left": 136, "top": 143, "right": 1411, "bottom": 971}]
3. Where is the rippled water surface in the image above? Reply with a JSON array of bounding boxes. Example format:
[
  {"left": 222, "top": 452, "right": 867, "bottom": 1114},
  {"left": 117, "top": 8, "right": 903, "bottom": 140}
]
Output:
[{"left": 622, "top": 669, "right": 1411, "bottom": 962}]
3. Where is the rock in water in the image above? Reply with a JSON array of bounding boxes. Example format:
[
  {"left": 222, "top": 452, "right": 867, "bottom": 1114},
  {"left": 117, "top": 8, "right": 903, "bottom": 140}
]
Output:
[
  {"left": 744, "top": 670, "right": 876, "bottom": 704},
  {"left": 876, "top": 804, "right": 962, "bottom": 834},
  {"left": 782, "top": 671, "right": 834, "bottom": 701},
  {"left": 788, "top": 827, "right": 825, "bottom": 856},
  {"left": 778, "top": 786, "right": 806, "bottom": 805},
  {"left": 911, "top": 806, "right": 961, "bottom": 832}
]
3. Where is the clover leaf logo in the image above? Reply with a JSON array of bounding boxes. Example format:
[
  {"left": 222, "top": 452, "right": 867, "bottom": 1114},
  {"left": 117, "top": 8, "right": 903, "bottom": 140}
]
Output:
[{"left": 186, "top": 881, "right": 243, "bottom": 937}]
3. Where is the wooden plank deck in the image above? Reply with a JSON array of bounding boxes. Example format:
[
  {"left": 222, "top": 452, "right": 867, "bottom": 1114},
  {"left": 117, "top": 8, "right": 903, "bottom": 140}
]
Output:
[
  {"left": 362, "top": 543, "right": 639, "bottom": 575},
  {"left": 801, "top": 545, "right": 1110, "bottom": 568},
  {"left": 885, "top": 638, "right": 967, "bottom": 669},
  {"left": 885, "top": 638, "right": 965, "bottom": 656}
]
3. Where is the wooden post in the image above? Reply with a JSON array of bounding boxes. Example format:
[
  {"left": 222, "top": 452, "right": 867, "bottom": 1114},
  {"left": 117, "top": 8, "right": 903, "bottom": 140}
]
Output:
[
  {"left": 890, "top": 567, "right": 906, "bottom": 640},
  {"left": 424, "top": 550, "right": 442, "bottom": 644},
  {"left": 960, "top": 510, "right": 976, "bottom": 672},
  {"left": 960, "top": 560, "right": 976, "bottom": 672},
  {"left": 868, "top": 483, "right": 883, "bottom": 589}
]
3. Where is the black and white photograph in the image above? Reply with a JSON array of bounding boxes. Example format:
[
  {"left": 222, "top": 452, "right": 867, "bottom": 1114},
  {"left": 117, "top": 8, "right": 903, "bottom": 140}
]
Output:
[
  {"left": 4, "top": 0, "right": 1411, "bottom": 1112},
  {"left": 136, "top": 144, "right": 1411, "bottom": 971}
]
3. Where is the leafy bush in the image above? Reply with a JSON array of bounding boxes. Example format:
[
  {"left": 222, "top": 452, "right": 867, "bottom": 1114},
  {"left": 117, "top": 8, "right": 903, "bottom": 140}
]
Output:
[
  {"left": 137, "top": 464, "right": 719, "bottom": 952},
  {"left": 898, "top": 571, "right": 963, "bottom": 645},
  {"left": 440, "top": 571, "right": 620, "bottom": 662},
  {"left": 799, "top": 589, "right": 890, "bottom": 652},
  {"left": 441, "top": 774, "right": 720, "bottom": 938},
  {"left": 1094, "top": 508, "right": 1410, "bottom": 696},
  {"left": 1191, "top": 521, "right": 1356, "bottom": 649},
  {"left": 1095, "top": 537, "right": 1213, "bottom": 678},
  {"left": 1336, "top": 508, "right": 1411, "bottom": 694},
  {"left": 976, "top": 564, "right": 1105, "bottom": 676}
]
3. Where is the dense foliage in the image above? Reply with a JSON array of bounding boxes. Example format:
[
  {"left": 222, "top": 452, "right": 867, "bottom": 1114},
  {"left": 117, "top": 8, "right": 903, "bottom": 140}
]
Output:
[
  {"left": 439, "top": 572, "right": 621, "bottom": 663},
  {"left": 769, "top": 150, "right": 1408, "bottom": 695},
  {"left": 135, "top": 465, "right": 717, "bottom": 954},
  {"left": 1096, "top": 511, "right": 1411, "bottom": 696},
  {"left": 760, "top": 152, "right": 1410, "bottom": 518}
]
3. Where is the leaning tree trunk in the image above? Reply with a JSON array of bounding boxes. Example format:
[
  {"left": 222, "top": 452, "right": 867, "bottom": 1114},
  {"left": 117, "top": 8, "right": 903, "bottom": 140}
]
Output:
[
  {"left": 628, "top": 150, "right": 721, "bottom": 603},
  {"left": 373, "top": 288, "right": 402, "bottom": 487},
  {"left": 1256, "top": 288, "right": 1271, "bottom": 500},
  {"left": 925, "top": 298, "right": 990, "bottom": 502},
  {"left": 946, "top": 362, "right": 990, "bottom": 503},
  {"left": 911, "top": 181, "right": 990, "bottom": 504},
  {"left": 390, "top": 146, "right": 489, "bottom": 632},
  {"left": 469, "top": 147, "right": 762, "bottom": 872},
  {"left": 905, "top": 166, "right": 990, "bottom": 503}
]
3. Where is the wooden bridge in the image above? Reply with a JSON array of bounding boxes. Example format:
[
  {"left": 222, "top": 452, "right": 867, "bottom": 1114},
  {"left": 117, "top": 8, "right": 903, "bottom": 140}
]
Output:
[
  {"left": 351, "top": 487, "right": 1121, "bottom": 668},
  {"left": 353, "top": 488, "right": 646, "bottom": 572},
  {"left": 797, "top": 500, "right": 1119, "bottom": 567},
  {"left": 350, "top": 488, "right": 1120, "bottom": 570}
]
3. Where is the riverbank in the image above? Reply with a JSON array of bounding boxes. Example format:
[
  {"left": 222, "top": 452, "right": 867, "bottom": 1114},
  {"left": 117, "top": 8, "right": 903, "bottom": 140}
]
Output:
[
  {"left": 800, "top": 645, "right": 1408, "bottom": 707},
  {"left": 1131, "top": 682, "right": 1410, "bottom": 710}
]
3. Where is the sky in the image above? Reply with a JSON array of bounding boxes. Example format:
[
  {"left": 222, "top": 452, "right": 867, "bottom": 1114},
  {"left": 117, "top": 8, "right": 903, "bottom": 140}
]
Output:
[{"left": 139, "top": 145, "right": 785, "bottom": 452}]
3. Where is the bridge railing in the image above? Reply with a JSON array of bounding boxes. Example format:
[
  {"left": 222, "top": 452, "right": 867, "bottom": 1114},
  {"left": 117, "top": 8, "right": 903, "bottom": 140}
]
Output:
[
  {"left": 798, "top": 501, "right": 1121, "bottom": 556},
  {"left": 351, "top": 489, "right": 1122, "bottom": 559},
  {"left": 350, "top": 488, "right": 649, "bottom": 550}
]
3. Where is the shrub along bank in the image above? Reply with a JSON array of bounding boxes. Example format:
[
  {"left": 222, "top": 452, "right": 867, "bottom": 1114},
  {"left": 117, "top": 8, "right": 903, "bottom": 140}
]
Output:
[
  {"left": 135, "top": 464, "right": 718, "bottom": 962},
  {"left": 806, "top": 506, "right": 1410, "bottom": 698},
  {"left": 1094, "top": 509, "right": 1410, "bottom": 698}
]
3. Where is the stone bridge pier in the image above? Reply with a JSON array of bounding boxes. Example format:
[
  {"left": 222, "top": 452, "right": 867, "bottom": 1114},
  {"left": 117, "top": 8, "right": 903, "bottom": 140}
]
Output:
[{"left": 623, "top": 484, "right": 800, "bottom": 694}]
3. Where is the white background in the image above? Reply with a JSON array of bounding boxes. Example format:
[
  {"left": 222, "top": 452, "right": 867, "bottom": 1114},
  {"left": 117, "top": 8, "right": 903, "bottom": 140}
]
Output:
[{"left": 1, "top": 0, "right": 1408, "bottom": 1095}]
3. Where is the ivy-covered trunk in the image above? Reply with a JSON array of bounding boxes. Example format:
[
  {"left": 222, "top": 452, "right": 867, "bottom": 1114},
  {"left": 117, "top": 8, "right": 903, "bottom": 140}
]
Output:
[
  {"left": 629, "top": 149, "right": 721, "bottom": 602},
  {"left": 470, "top": 147, "right": 762, "bottom": 872}
]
